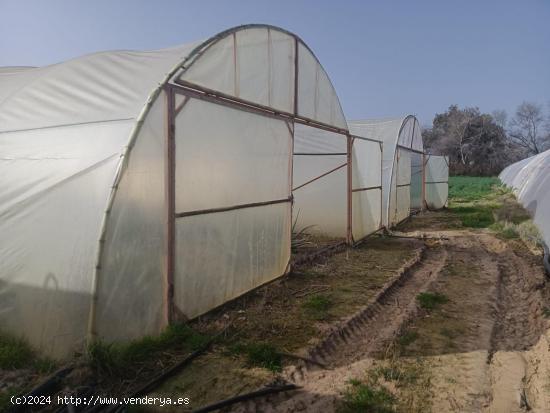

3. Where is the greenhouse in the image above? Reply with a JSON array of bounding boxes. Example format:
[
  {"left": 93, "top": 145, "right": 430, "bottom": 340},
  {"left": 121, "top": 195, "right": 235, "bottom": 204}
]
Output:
[
  {"left": 500, "top": 149, "right": 550, "bottom": 257},
  {"left": 348, "top": 116, "right": 449, "bottom": 228},
  {"left": 0, "top": 24, "right": 358, "bottom": 358},
  {"left": 349, "top": 116, "right": 419, "bottom": 227}
]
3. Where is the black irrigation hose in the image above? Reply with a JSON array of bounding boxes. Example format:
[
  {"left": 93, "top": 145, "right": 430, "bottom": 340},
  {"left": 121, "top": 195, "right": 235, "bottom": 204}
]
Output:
[
  {"left": 543, "top": 242, "right": 550, "bottom": 276},
  {"left": 83, "top": 327, "right": 229, "bottom": 413},
  {"left": 9, "top": 367, "right": 73, "bottom": 413},
  {"left": 191, "top": 384, "right": 301, "bottom": 413}
]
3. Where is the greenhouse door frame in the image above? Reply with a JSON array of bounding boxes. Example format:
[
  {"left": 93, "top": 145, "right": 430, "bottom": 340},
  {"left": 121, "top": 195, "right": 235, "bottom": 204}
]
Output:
[{"left": 162, "top": 81, "right": 355, "bottom": 324}]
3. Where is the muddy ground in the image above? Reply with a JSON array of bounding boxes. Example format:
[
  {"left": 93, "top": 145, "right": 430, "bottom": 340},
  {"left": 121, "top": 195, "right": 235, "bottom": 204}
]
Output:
[
  {"left": 135, "top": 203, "right": 549, "bottom": 412},
  {"left": 2, "top": 188, "right": 549, "bottom": 413}
]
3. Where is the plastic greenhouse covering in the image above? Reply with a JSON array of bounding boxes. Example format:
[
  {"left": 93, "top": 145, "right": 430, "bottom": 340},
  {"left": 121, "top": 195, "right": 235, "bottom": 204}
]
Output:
[
  {"left": 424, "top": 155, "right": 449, "bottom": 210},
  {"left": 0, "top": 25, "right": 352, "bottom": 358},
  {"left": 348, "top": 116, "right": 424, "bottom": 228},
  {"left": 500, "top": 149, "right": 550, "bottom": 252}
]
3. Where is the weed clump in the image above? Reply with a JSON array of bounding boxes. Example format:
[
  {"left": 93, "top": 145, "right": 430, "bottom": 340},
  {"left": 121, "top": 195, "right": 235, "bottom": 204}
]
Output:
[
  {"left": 229, "top": 342, "right": 282, "bottom": 372},
  {"left": 302, "top": 294, "right": 332, "bottom": 320},
  {"left": 451, "top": 206, "right": 494, "bottom": 228},
  {"left": 88, "top": 323, "right": 209, "bottom": 376},
  {"left": 0, "top": 333, "right": 33, "bottom": 370},
  {"left": 339, "top": 379, "right": 396, "bottom": 413},
  {"left": 416, "top": 292, "right": 448, "bottom": 310},
  {"left": 398, "top": 331, "right": 419, "bottom": 347}
]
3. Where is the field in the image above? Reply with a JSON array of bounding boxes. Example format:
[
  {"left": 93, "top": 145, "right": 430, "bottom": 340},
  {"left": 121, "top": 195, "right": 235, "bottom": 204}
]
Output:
[{"left": 1, "top": 177, "right": 549, "bottom": 413}]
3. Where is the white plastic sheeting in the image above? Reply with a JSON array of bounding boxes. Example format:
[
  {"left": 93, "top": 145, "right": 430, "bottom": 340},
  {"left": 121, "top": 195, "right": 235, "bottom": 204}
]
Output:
[
  {"left": 351, "top": 138, "right": 383, "bottom": 241},
  {"left": 425, "top": 155, "right": 449, "bottom": 210},
  {"left": 178, "top": 27, "right": 346, "bottom": 129},
  {"left": 173, "top": 97, "right": 292, "bottom": 318},
  {"left": 499, "top": 149, "right": 550, "bottom": 250},
  {"left": 348, "top": 116, "right": 424, "bottom": 228},
  {"left": 293, "top": 124, "right": 348, "bottom": 237},
  {"left": 0, "top": 25, "right": 349, "bottom": 358}
]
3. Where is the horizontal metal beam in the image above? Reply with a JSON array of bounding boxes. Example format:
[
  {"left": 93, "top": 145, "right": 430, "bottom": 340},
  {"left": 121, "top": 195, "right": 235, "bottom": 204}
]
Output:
[
  {"left": 169, "top": 80, "right": 350, "bottom": 137},
  {"left": 425, "top": 181, "right": 449, "bottom": 184},
  {"left": 292, "top": 162, "right": 347, "bottom": 191},
  {"left": 397, "top": 145, "right": 424, "bottom": 155},
  {"left": 352, "top": 185, "right": 382, "bottom": 192},
  {"left": 349, "top": 134, "right": 383, "bottom": 145},
  {"left": 293, "top": 152, "right": 347, "bottom": 156},
  {"left": 175, "top": 197, "right": 292, "bottom": 218}
]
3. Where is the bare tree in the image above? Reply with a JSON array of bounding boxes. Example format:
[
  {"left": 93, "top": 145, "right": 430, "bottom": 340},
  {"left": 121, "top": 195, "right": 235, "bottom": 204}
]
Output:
[
  {"left": 509, "top": 102, "right": 549, "bottom": 155},
  {"left": 491, "top": 109, "right": 507, "bottom": 129}
]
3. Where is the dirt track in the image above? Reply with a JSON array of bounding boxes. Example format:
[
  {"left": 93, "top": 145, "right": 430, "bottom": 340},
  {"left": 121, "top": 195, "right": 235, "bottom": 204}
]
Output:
[{"left": 230, "top": 221, "right": 550, "bottom": 412}]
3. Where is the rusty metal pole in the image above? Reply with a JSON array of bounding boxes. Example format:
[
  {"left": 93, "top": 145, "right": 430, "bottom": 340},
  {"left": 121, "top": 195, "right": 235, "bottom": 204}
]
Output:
[
  {"left": 165, "top": 85, "right": 176, "bottom": 326},
  {"left": 422, "top": 153, "right": 427, "bottom": 210},
  {"left": 347, "top": 136, "right": 353, "bottom": 245}
]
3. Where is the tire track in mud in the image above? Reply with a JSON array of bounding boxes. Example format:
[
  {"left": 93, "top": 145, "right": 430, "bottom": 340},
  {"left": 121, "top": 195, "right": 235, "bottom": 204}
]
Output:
[
  {"left": 426, "top": 233, "right": 548, "bottom": 413},
  {"left": 229, "top": 243, "right": 450, "bottom": 413},
  {"left": 229, "top": 233, "right": 549, "bottom": 413},
  {"left": 480, "top": 235, "right": 548, "bottom": 412},
  {"left": 300, "top": 245, "right": 448, "bottom": 370}
]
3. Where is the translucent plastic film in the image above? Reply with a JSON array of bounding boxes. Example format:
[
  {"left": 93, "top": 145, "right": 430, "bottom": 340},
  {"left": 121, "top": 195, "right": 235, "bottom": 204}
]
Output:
[
  {"left": 388, "top": 148, "right": 411, "bottom": 226},
  {"left": 297, "top": 43, "right": 347, "bottom": 128},
  {"left": 395, "top": 186, "right": 411, "bottom": 223},
  {"left": 292, "top": 124, "right": 348, "bottom": 237},
  {"left": 0, "top": 44, "right": 198, "bottom": 133},
  {"left": 172, "top": 96, "right": 292, "bottom": 318},
  {"left": 174, "top": 98, "right": 291, "bottom": 213},
  {"left": 174, "top": 203, "right": 291, "bottom": 318},
  {"left": 0, "top": 122, "right": 128, "bottom": 358},
  {"left": 348, "top": 116, "right": 424, "bottom": 228},
  {"left": 499, "top": 149, "right": 550, "bottom": 249},
  {"left": 351, "top": 138, "right": 382, "bottom": 240},
  {"left": 293, "top": 167, "right": 347, "bottom": 237},
  {"left": 94, "top": 95, "right": 167, "bottom": 343},
  {"left": 410, "top": 152, "right": 423, "bottom": 210},
  {"left": 425, "top": 155, "right": 449, "bottom": 209},
  {"left": 180, "top": 27, "right": 295, "bottom": 114}
]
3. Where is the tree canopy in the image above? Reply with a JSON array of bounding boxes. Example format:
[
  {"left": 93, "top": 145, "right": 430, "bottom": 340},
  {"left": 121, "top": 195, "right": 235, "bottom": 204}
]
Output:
[{"left": 423, "top": 103, "right": 549, "bottom": 176}]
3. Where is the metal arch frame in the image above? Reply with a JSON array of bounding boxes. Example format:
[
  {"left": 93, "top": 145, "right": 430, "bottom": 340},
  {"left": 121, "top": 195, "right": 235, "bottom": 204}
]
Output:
[
  {"left": 385, "top": 115, "right": 428, "bottom": 229},
  {"left": 88, "top": 23, "right": 355, "bottom": 340},
  {"left": 162, "top": 20, "right": 363, "bottom": 323}
]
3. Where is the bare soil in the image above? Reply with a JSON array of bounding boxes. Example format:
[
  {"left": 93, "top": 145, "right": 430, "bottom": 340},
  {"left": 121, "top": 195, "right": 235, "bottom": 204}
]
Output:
[
  {"left": 225, "top": 211, "right": 550, "bottom": 413},
  {"left": 3, "top": 207, "right": 548, "bottom": 413}
]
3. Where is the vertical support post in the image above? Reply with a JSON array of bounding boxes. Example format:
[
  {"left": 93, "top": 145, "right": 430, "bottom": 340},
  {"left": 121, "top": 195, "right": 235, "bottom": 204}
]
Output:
[
  {"left": 347, "top": 135, "right": 353, "bottom": 245},
  {"left": 379, "top": 141, "right": 383, "bottom": 228},
  {"left": 293, "top": 36, "right": 299, "bottom": 116},
  {"left": 165, "top": 85, "right": 176, "bottom": 326},
  {"left": 288, "top": 120, "right": 295, "bottom": 272},
  {"left": 421, "top": 153, "right": 427, "bottom": 210}
]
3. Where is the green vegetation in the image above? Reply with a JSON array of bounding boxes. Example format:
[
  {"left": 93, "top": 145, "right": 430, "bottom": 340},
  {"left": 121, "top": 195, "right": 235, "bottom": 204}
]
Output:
[
  {"left": 398, "top": 331, "right": 419, "bottom": 347},
  {"left": 229, "top": 342, "right": 282, "bottom": 372},
  {"left": 448, "top": 176, "right": 502, "bottom": 228},
  {"left": 0, "top": 331, "right": 57, "bottom": 413},
  {"left": 0, "top": 332, "right": 33, "bottom": 369},
  {"left": 302, "top": 294, "right": 333, "bottom": 320},
  {"left": 340, "top": 380, "right": 396, "bottom": 413},
  {"left": 0, "top": 331, "right": 55, "bottom": 372},
  {"left": 416, "top": 292, "right": 448, "bottom": 310},
  {"left": 88, "top": 323, "right": 209, "bottom": 376},
  {"left": 449, "top": 176, "right": 500, "bottom": 202},
  {"left": 448, "top": 177, "right": 539, "bottom": 241},
  {"left": 543, "top": 307, "right": 550, "bottom": 318}
]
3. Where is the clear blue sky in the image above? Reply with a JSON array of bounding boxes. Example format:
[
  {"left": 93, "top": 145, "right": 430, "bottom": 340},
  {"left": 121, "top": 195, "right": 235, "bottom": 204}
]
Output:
[{"left": 1, "top": 0, "right": 549, "bottom": 126}]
